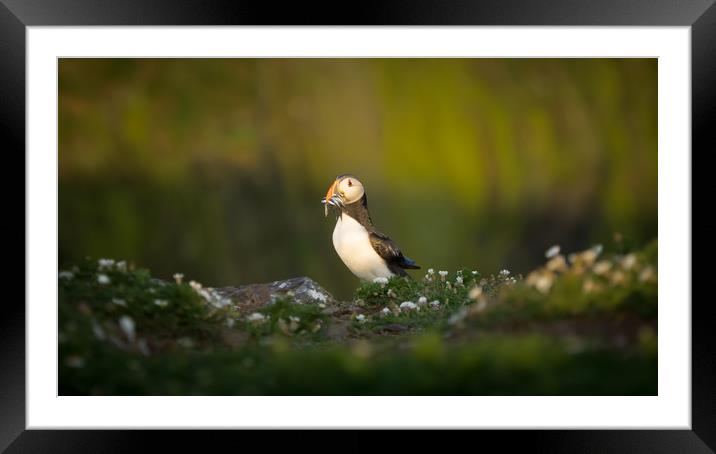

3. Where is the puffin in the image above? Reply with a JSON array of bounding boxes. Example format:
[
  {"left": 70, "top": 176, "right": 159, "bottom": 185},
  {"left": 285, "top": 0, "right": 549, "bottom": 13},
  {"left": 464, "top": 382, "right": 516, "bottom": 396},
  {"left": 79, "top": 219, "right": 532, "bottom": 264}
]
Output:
[{"left": 321, "top": 174, "right": 420, "bottom": 281}]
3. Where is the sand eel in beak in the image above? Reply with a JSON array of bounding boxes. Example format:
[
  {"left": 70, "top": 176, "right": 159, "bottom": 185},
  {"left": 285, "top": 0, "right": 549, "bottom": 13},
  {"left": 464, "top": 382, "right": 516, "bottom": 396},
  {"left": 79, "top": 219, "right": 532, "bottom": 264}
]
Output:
[{"left": 321, "top": 174, "right": 420, "bottom": 280}]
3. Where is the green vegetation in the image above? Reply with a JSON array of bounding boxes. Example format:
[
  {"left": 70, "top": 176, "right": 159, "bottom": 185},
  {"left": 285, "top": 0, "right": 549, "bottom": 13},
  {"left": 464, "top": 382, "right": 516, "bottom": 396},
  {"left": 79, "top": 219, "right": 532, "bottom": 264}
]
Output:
[{"left": 59, "top": 241, "right": 657, "bottom": 395}]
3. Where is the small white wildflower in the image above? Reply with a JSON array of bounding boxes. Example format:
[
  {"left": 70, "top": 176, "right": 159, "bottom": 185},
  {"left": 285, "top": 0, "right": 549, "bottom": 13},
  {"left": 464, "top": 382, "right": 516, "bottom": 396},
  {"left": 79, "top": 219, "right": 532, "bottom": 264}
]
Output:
[
  {"left": 455, "top": 276, "right": 464, "bottom": 286},
  {"left": 639, "top": 266, "right": 657, "bottom": 283},
  {"left": 177, "top": 337, "right": 194, "bottom": 348},
  {"left": 318, "top": 303, "right": 326, "bottom": 309},
  {"left": 91, "top": 320, "right": 106, "bottom": 340},
  {"left": 545, "top": 245, "right": 561, "bottom": 259},
  {"left": 98, "top": 258, "right": 115, "bottom": 269},
  {"left": 373, "top": 277, "right": 389, "bottom": 287},
  {"left": 58, "top": 271, "right": 74, "bottom": 280},
  {"left": 500, "top": 269, "right": 510, "bottom": 277},
  {"left": 247, "top": 312, "right": 266, "bottom": 323},
  {"left": 118, "top": 315, "right": 135, "bottom": 342},
  {"left": 382, "top": 307, "right": 391, "bottom": 315},
  {"left": 471, "top": 270, "right": 478, "bottom": 276},
  {"left": 546, "top": 255, "right": 568, "bottom": 273},
  {"left": 428, "top": 268, "right": 435, "bottom": 275},
  {"left": 154, "top": 299, "right": 169, "bottom": 308},
  {"left": 115, "top": 261, "right": 127, "bottom": 272},
  {"left": 399, "top": 301, "right": 419, "bottom": 312},
  {"left": 97, "top": 274, "right": 111, "bottom": 285},
  {"left": 534, "top": 273, "right": 554, "bottom": 294},
  {"left": 468, "top": 286, "right": 483, "bottom": 300},
  {"left": 173, "top": 273, "right": 184, "bottom": 284},
  {"left": 189, "top": 280, "right": 202, "bottom": 291},
  {"left": 417, "top": 296, "right": 428, "bottom": 305},
  {"left": 356, "top": 314, "right": 366, "bottom": 323},
  {"left": 448, "top": 307, "right": 468, "bottom": 325},
  {"left": 111, "top": 298, "right": 126, "bottom": 307},
  {"left": 430, "top": 300, "right": 440, "bottom": 308},
  {"left": 593, "top": 261, "right": 612, "bottom": 275},
  {"left": 438, "top": 270, "right": 448, "bottom": 277},
  {"left": 137, "top": 339, "right": 151, "bottom": 356},
  {"left": 621, "top": 253, "right": 637, "bottom": 270}
]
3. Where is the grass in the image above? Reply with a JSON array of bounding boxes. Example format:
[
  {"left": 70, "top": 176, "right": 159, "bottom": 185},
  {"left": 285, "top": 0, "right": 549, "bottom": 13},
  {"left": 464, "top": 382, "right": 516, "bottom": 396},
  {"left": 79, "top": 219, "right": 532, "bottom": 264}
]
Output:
[{"left": 59, "top": 241, "right": 657, "bottom": 395}]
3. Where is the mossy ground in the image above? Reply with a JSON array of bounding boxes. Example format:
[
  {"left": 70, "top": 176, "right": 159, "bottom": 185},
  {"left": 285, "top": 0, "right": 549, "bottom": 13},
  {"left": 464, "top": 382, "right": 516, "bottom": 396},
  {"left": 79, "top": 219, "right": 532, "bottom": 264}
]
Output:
[{"left": 59, "top": 241, "right": 657, "bottom": 395}]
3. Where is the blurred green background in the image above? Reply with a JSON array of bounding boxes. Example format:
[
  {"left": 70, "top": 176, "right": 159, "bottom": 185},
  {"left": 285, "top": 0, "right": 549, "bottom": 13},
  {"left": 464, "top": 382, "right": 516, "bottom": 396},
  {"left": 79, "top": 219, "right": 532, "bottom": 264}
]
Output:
[{"left": 58, "top": 58, "right": 657, "bottom": 299}]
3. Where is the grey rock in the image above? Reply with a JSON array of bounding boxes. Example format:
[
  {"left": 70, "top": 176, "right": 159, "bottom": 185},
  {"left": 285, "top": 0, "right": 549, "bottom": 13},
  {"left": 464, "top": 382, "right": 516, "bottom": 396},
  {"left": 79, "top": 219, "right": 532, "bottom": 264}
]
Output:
[{"left": 213, "top": 276, "right": 334, "bottom": 309}]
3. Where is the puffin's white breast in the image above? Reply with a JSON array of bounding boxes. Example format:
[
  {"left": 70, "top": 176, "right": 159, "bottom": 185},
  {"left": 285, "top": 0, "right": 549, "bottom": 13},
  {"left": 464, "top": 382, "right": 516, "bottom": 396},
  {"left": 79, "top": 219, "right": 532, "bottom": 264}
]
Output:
[{"left": 332, "top": 214, "right": 393, "bottom": 281}]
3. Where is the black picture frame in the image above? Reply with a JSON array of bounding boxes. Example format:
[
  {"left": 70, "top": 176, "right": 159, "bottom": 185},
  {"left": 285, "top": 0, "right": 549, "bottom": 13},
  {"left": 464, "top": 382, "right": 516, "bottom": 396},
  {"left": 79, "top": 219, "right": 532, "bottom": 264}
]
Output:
[{"left": 3, "top": 0, "right": 710, "bottom": 451}]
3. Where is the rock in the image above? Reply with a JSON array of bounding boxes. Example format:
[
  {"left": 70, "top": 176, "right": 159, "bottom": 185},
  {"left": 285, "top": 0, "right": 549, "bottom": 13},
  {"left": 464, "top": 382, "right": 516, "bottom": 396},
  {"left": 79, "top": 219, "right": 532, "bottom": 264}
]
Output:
[
  {"left": 377, "top": 323, "right": 408, "bottom": 333},
  {"left": 213, "top": 277, "right": 334, "bottom": 309}
]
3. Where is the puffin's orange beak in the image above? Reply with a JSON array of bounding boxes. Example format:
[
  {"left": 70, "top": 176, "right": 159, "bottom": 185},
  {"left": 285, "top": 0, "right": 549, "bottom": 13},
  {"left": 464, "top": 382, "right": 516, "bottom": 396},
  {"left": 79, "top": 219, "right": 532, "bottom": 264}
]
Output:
[
  {"left": 322, "top": 180, "right": 338, "bottom": 217},
  {"left": 325, "top": 180, "right": 337, "bottom": 204}
]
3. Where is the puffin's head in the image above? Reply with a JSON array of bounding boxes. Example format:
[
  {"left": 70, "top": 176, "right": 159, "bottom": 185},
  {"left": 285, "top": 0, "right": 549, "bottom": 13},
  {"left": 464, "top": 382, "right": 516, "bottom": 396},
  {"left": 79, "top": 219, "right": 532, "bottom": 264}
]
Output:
[{"left": 321, "top": 174, "right": 365, "bottom": 216}]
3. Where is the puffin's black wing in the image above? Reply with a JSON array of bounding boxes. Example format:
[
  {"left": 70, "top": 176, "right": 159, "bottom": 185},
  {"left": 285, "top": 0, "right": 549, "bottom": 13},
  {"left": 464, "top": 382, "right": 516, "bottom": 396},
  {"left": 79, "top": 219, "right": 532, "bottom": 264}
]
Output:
[{"left": 369, "top": 231, "right": 421, "bottom": 275}]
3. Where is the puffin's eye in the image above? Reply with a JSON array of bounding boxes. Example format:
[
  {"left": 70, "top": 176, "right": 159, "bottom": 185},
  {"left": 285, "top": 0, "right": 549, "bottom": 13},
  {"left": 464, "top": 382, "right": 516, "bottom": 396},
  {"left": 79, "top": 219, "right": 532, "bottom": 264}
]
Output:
[{"left": 347, "top": 180, "right": 353, "bottom": 187}]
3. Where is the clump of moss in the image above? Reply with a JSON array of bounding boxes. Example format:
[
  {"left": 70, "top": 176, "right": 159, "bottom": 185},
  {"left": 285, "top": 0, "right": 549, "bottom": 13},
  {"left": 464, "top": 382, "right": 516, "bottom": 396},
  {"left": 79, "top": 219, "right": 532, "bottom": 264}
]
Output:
[{"left": 244, "top": 298, "right": 328, "bottom": 338}]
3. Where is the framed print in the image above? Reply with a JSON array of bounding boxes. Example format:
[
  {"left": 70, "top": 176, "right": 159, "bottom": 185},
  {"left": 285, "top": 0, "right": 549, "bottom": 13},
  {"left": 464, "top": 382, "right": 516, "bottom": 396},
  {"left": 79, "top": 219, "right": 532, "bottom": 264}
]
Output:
[{"left": 4, "top": 0, "right": 711, "bottom": 451}]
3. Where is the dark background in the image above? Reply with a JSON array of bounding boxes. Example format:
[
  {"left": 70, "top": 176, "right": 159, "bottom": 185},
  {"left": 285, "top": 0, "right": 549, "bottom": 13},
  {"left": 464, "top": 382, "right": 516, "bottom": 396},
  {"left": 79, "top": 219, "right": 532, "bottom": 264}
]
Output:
[{"left": 58, "top": 58, "right": 657, "bottom": 298}]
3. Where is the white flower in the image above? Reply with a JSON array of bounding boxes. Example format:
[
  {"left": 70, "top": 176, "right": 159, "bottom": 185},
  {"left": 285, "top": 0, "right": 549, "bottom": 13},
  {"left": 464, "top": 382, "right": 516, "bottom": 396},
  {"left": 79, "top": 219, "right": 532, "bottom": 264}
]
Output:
[
  {"left": 119, "top": 315, "right": 135, "bottom": 342},
  {"left": 448, "top": 308, "right": 468, "bottom": 325},
  {"left": 356, "top": 314, "right": 366, "bottom": 323},
  {"left": 58, "top": 271, "right": 74, "bottom": 280},
  {"left": 545, "top": 245, "right": 561, "bottom": 259},
  {"left": 318, "top": 303, "right": 326, "bottom": 309},
  {"left": 438, "top": 270, "right": 448, "bottom": 277},
  {"left": 247, "top": 312, "right": 266, "bottom": 323},
  {"left": 91, "top": 320, "right": 106, "bottom": 340},
  {"left": 98, "top": 258, "right": 115, "bottom": 269},
  {"left": 428, "top": 268, "right": 435, "bottom": 275},
  {"left": 621, "top": 253, "right": 637, "bottom": 270},
  {"left": 189, "top": 280, "right": 202, "bottom": 291},
  {"left": 639, "top": 266, "right": 657, "bottom": 283},
  {"left": 471, "top": 270, "right": 478, "bottom": 276},
  {"left": 593, "top": 261, "right": 612, "bottom": 275},
  {"left": 154, "top": 299, "right": 169, "bottom": 308},
  {"left": 382, "top": 307, "right": 391, "bottom": 315},
  {"left": 468, "top": 286, "right": 483, "bottom": 300},
  {"left": 430, "top": 300, "right": 440, "bottom": 308},
  {"left": 417, "top": 296, "right": 428, "bottom": 305},
  {"left": 97, "top": 274, "right": 111, "bottom": 285},
  {"left": 111, "top": 298, "right": 126, "bottom": 307},
  {"left": 399, "top": 301, "right": 419, "bottom": 312},
  {"left": 455, "top": 276, "right": 463, "bottom": 285},
  {"left": 373, "top": 277, "right": 389, "bottom": 285},
  {"left": 115, "top": 261, "right": 127, "bottom": 272},
  {"left": 177, "top": 337, "right": 194, "bottom": 348},
  {"left": 173, "top": 273, "right": 184, "bottom": 284},
  {"left": 500, "top": 269, "right": 510, "bottom": 277}
]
